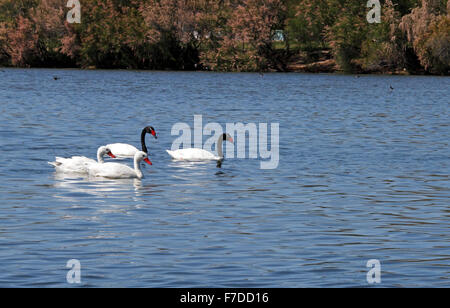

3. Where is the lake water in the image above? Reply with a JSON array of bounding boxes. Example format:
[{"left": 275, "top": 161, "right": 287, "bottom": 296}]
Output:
[{"left": 0, "top": 68, "right": 448, "bottom": 287}]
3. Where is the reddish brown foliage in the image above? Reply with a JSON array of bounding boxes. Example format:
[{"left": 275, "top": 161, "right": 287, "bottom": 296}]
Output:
[
  {"left": 400, "top": 0, "right": 450, "bottom": 73},
  {"left": 0, "top": 0, "right": 447, "bottom": 73},
  {"left": 203, "top": 0, "right": 284, "bottom": 71},
  {"left": 5, "top": 15, "right": 38, "bottom": 66}
]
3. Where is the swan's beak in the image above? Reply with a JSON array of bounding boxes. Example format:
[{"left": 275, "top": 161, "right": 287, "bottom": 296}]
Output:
[
  {"left": 151, "top": 130, "right": 157, "bottom": 139},
  {"left": 144, "top": 158, "right": 152, "bottom": 165},
  {"left": 228, "top": 137, "right": 234, "bottom": 143},
  {"left": 107, "top": 152, "right": 116, "bottom": 158}
]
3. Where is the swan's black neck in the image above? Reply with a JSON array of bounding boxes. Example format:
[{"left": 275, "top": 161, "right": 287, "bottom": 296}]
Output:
[{"left": 141, "top": 128, "right": 148, "bottom": 154}]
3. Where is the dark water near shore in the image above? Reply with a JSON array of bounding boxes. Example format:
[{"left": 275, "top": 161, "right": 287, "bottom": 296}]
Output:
[{"left": 0, "top": 68, "right": 448, "bottom": 287}]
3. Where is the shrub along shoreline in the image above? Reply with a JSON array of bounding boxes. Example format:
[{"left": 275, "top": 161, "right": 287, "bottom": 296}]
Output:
[{"left": 0, "top": 0, "right": 448, "bottom": 75}]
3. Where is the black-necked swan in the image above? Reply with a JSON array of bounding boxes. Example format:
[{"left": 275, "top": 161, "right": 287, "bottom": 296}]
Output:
[
  {"left": 166, "top": 133, "right": 233, "bottom": 161},
  {"left": 88, "top": 151, "right": 152, "bottom": 179},
  {"left": 48, "top": 146, "right": 116, "bottom": 173},
  {"left": 107, "top": 126, "right": 157, "bottom": 158}
]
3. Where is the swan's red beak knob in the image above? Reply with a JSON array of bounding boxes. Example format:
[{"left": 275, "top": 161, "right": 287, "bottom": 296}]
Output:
[
  {"left": 107, "top": 152, "right": 117, "bottom": 158},
  {"left": 144, "top": 158, "right": 152, "bottom": 165}
]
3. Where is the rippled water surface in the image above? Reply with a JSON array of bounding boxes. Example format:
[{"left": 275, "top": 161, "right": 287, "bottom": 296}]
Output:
[{"left": 0, "top": 69, "right": 448, "bottom": 287}]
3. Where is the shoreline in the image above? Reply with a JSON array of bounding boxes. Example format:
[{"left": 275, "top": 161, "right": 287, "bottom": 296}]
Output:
[{"left": 1, "top": 66, "right": 447, "bottom": 76}]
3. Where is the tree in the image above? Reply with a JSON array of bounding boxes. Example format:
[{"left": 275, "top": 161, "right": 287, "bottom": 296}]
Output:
[
  {"left": 75, "top": 0, "right": 149, "bottom": 68},
  {"left": 204, "top": 0, "right": 285, "bottom": 71},
  {"left": 3, "top": 15, "right": 38, "bottom": 66},
  {"left": 286, "top": 0, "right": 340, "bottom": 51},
  {"left": 0, "top": 0, "right": 447, "bottom": 74},
  {"left": 325, "top": 1, "right": 368, "bottom": 73},
  {"left": 400, "top": 0, "right": 449, "bottom": 74},
  {"left": 359, "top": 0, "right": 407, "bottom": 72}
]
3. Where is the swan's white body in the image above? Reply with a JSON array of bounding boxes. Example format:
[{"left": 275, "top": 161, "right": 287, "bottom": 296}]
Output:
[
  {"left": 166, "top": 148, "right": 221, "bottom": 161},
  {"left": 88, "top": 151, "right": 151, "bottom": 179},
  {"left": 166, "top": 134, "right": 233, "bottom": 162},
  {"left": 50, "top": 156, "right": 96, "bottom": 173},
  {"left": 106, "top": 126, "right": 157, "bottom": 158},
  {"left": 106, "top": 143, "right": 139, "bottom": 158},
  {"left": 48, "top": 146, "right": 114, "bottom": 174}
]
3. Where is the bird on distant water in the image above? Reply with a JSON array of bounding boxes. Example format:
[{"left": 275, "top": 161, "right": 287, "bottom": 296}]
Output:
[
  {"left": 53, "top": 76, "right": 60, "bottom": 80},
  {"left": 389, "top": 85, "right": 394, "bottom": 90}
]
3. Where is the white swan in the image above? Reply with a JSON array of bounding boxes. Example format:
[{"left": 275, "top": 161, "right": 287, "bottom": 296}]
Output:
[
  {"left": 48, "top": 146, "right": 116, "bottom": 173},
  {"left": 106, "top": 126, "right": 157, "bottom": 158},
  {"left": 167, "top": 133, "right": 233, "bottom": 161},
  {"left": 88, "top": 151, "right": 152, "bottom": 179}
]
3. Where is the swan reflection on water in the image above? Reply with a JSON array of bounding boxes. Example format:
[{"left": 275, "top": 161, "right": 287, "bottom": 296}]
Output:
[
  {"left": 51, "top": 172, "right": 148, "bottom": 201},
  {"left": 51, "top": 156, "right": 236, "bottom": 206}
]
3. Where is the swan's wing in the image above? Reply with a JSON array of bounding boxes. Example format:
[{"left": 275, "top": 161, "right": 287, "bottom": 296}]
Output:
[
  {"left": 166, "top": 148, "right": 218, "bottom": 160},
  {"left": 69, "top": 156, "right": 96, "bottom": 164},
  {"left": 106, "top": 143, "right": 139, "bottom": 158},
  {"left": 166, "top": 150, "right": 177, "bottom": 159},
  {"left": 49, "top": 156, "right": 94, "bottom": 173},
  {"left": 48, "top": 161, "right": 61, "bottom": 167}
]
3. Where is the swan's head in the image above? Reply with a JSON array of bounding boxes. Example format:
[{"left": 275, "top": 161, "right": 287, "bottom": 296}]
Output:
[
  {"left": 145, "top": 126, "right": 157, "bottom": 139},
  {"left": 98, "top": 146, "right": 116, "bottom": 159},
  {"left": 222, "top": 133, "right": 233, "bottom": 143},
  {"left": 135, "top": 151, "right": 152, "bottom": 165}
]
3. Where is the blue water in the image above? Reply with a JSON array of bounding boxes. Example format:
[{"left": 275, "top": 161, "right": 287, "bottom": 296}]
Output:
[{"left": 0, "top": 68, "right": 448, "bottom": 287}]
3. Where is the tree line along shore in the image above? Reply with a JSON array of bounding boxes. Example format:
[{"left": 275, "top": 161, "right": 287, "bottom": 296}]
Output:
[{"left": 0, "top": 0, "right": 449, "bottom": 75}]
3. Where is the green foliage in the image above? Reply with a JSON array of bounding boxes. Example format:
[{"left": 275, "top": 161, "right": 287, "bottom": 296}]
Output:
[
  {"left": 325, "top": 1, "right": 369, "bottom": 72},
  {"left": 359, "top": 1, "right": 406, "bottom": 72},
  {"left": 285, "top": 0, "right": 339, "bottom": 51},
  {"left": 0, "top": 0, "right": 447, "bottom": 74},
  {"left": 0, "top": 0, "right": 39, "bottom": 22}
]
